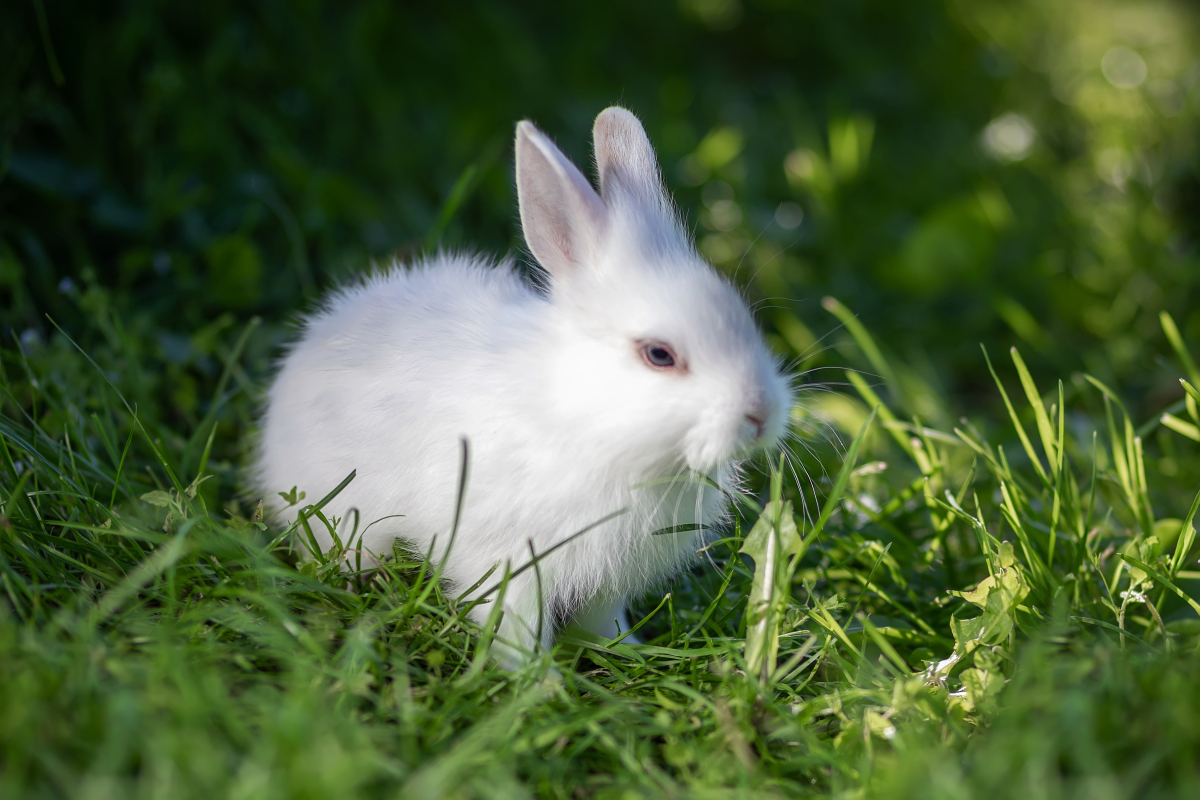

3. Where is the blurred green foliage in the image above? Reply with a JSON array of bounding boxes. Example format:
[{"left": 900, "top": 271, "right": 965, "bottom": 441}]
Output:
[{"left": 3, "top": 0, "right": 1198, "bottom": 424}]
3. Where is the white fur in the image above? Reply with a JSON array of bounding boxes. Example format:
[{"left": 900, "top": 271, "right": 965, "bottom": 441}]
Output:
[{"left": 254, "top": 107, "right": 792, "bottom": 665}]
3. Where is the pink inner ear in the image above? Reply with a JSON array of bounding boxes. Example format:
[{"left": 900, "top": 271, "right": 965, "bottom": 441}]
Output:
[
  {"left": 516, "top": 122, "right": 607, "bottom": 279},
  {"left": 550, "top": 227, "right": 573, "bottom": 262}
]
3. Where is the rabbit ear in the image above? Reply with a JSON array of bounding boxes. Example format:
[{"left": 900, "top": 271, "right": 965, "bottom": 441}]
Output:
[
  {"left": 593, "top": 107, "right": 665, "bottom": 206},
  {"left": 516, "top": 121, "right": 607, "bottom": 279}
]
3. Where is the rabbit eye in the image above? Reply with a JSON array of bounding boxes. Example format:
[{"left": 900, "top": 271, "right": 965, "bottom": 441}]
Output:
[{"left": 638, "top": 340, "right": 680, "bottom": 370}]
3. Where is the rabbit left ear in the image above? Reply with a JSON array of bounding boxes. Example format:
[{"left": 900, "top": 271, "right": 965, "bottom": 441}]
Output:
[
  {"left": 593, "top": 107, "right": 666, "bottom": 207},
  {"left": 516, "top": 120, "right": 608, "bottom": 280}
]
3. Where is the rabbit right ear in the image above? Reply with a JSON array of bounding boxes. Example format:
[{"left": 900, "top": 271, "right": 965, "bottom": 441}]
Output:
[
  {"left": 593, "top": 107, "right": 665, "bottom": 208},
  {"left": 516, "top": 121, "right": 608, "bottom": 279}
]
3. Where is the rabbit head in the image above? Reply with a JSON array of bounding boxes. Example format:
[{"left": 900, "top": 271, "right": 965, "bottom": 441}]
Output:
[{"left": 516, "top": 108, "right": 791, "bottom": 480}]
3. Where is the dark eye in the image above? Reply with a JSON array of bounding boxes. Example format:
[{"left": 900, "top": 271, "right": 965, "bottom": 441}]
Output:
[{"left": 639, "top": 340, "right": 679, "bottom": 370}]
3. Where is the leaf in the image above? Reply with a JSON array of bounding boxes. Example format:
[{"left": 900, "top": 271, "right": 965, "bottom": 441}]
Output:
[
  {"left": 741, "top": 501, "right": 801, "bottom": 560},
  {"left": 960, "top": 666, "right": 1003, "bottom": 716},
  {"left": 948, "top": 542, "right": 1030, "bottom": 659},
  {"left": 140, "top": 490, "right": 173, "bottom": 508},
  {"left": 741, "top": 407, "right": 879, "bottom": 683},
  {"left": 952, "top": 542, "right": 1029, "bottom": 611},
  {"left": 184, "top": 473, "right": 214, "bottom": 499},
  {"left": 950, "top": 587, "right": 1014, "bottom": 652},
  {"left": 277, "top": 486, "right": 307, "bottom": 506}
]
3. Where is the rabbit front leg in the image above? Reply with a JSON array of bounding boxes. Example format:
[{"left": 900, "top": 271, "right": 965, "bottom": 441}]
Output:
[{"left": 570, "top": 593, "right": 642, "bottom": 644}]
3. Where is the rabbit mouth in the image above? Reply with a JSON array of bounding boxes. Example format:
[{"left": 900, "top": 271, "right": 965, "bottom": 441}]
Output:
[
  {"left": 740, "top": 419, "right": 767, "bottom": 449},
  {"left": 739, "top": 408, "right": 785, "bottom": 451},
  {"left": 682, "top": 432, "right": 767, "bottom": 476}
]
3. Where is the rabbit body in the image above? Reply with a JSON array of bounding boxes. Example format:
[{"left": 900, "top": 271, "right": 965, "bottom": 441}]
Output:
[{"left": 256, "top": 108, "right": 791, "bottom": 664}]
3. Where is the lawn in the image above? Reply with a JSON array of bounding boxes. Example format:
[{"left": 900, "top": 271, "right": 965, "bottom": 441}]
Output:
[{"left": 3, "top": 1, "right": 1200, "bottom": 798}]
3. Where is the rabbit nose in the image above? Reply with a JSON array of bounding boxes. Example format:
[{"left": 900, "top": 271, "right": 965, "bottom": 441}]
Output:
[{"left": 745, "top": 411, "right": 767, "bottom": 439}]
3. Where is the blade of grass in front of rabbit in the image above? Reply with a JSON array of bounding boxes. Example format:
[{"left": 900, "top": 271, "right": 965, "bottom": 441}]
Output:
[
  {"left": 271, "top": 469, "right": 356, "bottom": 551},
  {"left": 795, "top": 405, "right": 878, "bottom": 556},
  {"left": 358, "top": 514, "right": 406, "bottom": 541},
  {"left": 643, "top": 458, "right": 702, "bottom": 538},
  {"left": 475, "top": 508, "right": 630, "bottom": 602},
  {"left": 472, "top": 507, "right": 634, "bottom": 665},
  {"left": 686, "top": 525, "right": 744, "bottom": 638},
  {"left": 743, "top": 453, "right": 798, "bottom": 682},
  {"left": 340, "top": 507, "right": 363, "bottom": 577},
  {"left": 462, "top": 562, "right": 511, "bottom": 682},
  {"left": 608, "top": 591, "right": 672, "bottom": 647},
  {"left": 527, "top": 537, "right": 545, "bottom": 654},
  {"left": 637, "top": 470, "right": 762, "bottom": 517},
  {"left": 455, "top": 563, "right": 501, "bottom": 617},
  {"left": 755, "top": 404, "right": 876, "bottom": 683},
  {"left": 413, "top": 438, "right": 471, "bottom": 610}
]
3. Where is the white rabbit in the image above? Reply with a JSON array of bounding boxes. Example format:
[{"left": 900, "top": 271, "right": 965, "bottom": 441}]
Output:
[{"left": 255, "top": 107, "right": 792, "bottom": 666}]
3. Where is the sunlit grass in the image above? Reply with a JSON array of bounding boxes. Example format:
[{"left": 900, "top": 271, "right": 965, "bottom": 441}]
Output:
[{"left": 3, "top": 302, "right": 1200, "bottom": 799}]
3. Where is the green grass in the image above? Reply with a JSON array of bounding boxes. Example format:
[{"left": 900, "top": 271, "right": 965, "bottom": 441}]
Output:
[
  {"left": 4, "top": 302, "right": 1200, "bottom": 799},
  {"left": 5, "top": 1, "right": 1200, "bottom": 797}
]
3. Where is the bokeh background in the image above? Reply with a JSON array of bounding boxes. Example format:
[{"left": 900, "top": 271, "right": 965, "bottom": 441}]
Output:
[{"left": 3, "top": 0, "right": 1199, "bottom": 431}]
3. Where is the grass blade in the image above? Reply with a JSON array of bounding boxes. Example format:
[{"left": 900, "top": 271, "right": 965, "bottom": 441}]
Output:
[
  {"left": 1119, "top": 554, "right": 1200, "bottom": 619},
  {"left": 983, "top": 345, "right": 1047, "bottom": 485},
  {"left": 1010, "top": 347, "right": 1057, "bottom": 471},
  {"left": 1161, "top": 311, "right": 1200, "bottom": 387}
]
